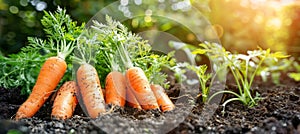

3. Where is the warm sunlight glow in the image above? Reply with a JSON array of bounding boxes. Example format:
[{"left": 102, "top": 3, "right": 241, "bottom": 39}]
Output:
[
  {"left": 210, "top": 0, "right": 299, "bottom": 53},
  {"left": 267, "top": 18, "right": 282, "bottom": 30}
]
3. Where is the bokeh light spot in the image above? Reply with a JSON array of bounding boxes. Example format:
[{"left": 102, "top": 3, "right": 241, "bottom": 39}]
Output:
[
  {"left": 267, "top": 18, "right": 282, "bottom": 30},
  {"left": 144, "top": 16, "right": 152, "bottom": 22},
  {"left": 20, "top": 0, "right": 28, "bottom": 7},
  {"left": 134, "top": 0, "right": 142, "bottom": 5},
  {"left": 9, "top": 6, "right": 19, "bottom": 14},
  {"left": 121, "top": 0, "right": 128, "bottom": 6},
  {"left": 36, "top": 1, "right": 47, "bottom": 11}
]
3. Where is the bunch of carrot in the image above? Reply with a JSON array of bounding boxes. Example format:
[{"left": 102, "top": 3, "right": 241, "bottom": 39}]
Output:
[
  {"left": 90, "top": 16, "right": 175, "bottom": 113},
  {"left": 14, "top": 13, "right": 175, "bottom": 120},
  {"left": 15, "top": 50, "right": 174, "bottom": 120},
  {"left": 105, "top": 67, "right": 175, "bottom": 112}
]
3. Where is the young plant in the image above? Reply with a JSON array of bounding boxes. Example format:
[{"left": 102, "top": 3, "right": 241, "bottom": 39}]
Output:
[
  {"left": 187, "top": 64, "right": 212, "bottom": 102},
  {"left": 166, "top": 41, "right": 227, "bottom": 103},
  {"left": 197, "top": 42, "right": 288, "bottom": 113},
  {"left": 289, "top": 73, "right": 300, "bottom": 81},
  {"left": 170, "top": 62, "right": 188, "bottom": 84},
  {"left": 256, "top": 57, "right": 293, "bottom": 85},
  {"left": 288, "top": 61, "right": 300, "bottom": 81}
]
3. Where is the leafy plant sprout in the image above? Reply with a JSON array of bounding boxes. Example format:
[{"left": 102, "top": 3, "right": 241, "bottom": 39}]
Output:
[
  {"left": 257, "top": 58, "right": 293, "bottom": 85},
  {"left": 188, "top": 61, "right": 228, "bottom": 103},
  {"left": 196, "top": 42, "right": 289, "bottom": 114},
  {"left": 167, "top": 41, "right": 227, "bottom": 103},
  {"left": 187, "top": 64, "right": 212, "bottom": 102},
  {"left": 288, "top": 61, "right": 300, "bottom": 81}
]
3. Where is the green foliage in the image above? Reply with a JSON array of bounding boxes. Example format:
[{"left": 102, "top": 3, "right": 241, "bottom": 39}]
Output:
[
  {"left": 41, "top": 8, "right": 83, "bottom": 44},
  {"left": 7, "top": 129, "right": 22, "bottom": 134},
  {"left": 0, "top": 0, "right": 116, "bottom": 55},
  {"left": 79, "top": 16, "right": 175, "bottom": 88},
  {"left": 187, "top": 64, "right": 212, "bottom": 102},
  {"left": 257, "top": 58, "right": 293, "bottom": 85},
  {"left": 170, "top": 63, "right": 188, "bottom": 84},
  {"left": 0, "top": 8, "right": 84, "bottom": 95},
  {"left": 0, "top": 51, "right": 45, "bottom": 95},
  {"left": 166, "top": 41, "right": 224, "bottom": 103},
  {"left": 166, "top": 41, "right": 225, "bottom": 103},
  {"left": 196, "top": 42, "right": 289, "bottom": 113},
  {"left": 288, "top": 73, "right": 300, "bottom": 81},
  {"left": 73, "top": 31, "right": 100, "bottom": 67},
  {"left": 288, "top": 62, "right": 300, "bottom": 81}
]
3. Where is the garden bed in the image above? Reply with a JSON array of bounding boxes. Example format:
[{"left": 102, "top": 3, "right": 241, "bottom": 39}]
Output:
[
  {"left": 1, "top": 75, "right": 299, "bottom": 134},
  {"left": 1, "top": 2, "right": 300, "bottom": 134}
]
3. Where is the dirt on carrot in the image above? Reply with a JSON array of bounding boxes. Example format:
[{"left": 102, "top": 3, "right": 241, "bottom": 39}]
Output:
[
  {"left": 51, "top": 81, "right": 78, "bottom": 120},
  {"left": 76, "top": 63, "right": 106, "bottom": 119}
]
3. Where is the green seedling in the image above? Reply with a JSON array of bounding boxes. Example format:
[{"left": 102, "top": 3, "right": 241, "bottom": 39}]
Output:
[
  {"left": 167, "top": 41, "right": 226, "bottom": 103},
  {"left": 257, "top": 57, "right": 293, "bottom": 85},
  {"left": 197, "top": 42, "right": 288, "bottom": 114},
  {"left": 289, "top": 73, "right": 300, "bottom": 81},
  {"left": 170, "top": 62, "right": 187, "bottom": 84},
  {"left": 288, "top": 61, "right": 300, "bottom": 81},
  {"left": 186, "top": 63, "right": 227, "bottom": 103},
  {"left": 187, "top": 64, "right": 212, "bottom": 102}
]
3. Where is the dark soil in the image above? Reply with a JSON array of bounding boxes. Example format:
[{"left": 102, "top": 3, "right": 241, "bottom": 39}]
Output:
[{"left": 1, "top": 75, "right": 300, "bottom": 134}]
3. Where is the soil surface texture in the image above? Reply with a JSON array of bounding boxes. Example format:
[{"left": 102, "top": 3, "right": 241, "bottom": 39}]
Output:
[{"left": 0, "top": 75, "right": 300, "bottom": 134}]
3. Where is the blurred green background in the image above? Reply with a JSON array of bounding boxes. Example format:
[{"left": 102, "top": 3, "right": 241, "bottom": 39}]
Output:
[{"left": 0, "top": 0, "right": 299, "bottom": 57}]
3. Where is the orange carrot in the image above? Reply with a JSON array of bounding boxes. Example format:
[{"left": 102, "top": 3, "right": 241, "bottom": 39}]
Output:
[
  {"left": 105, "top": 71, "right": 126, "bottom": 107},
  {"left": 125, "top": 67, "right": 159, "bottom": 110},
  {"left": 76, "top": 63, "right": 105, "bottom": 118},
  {"left": 51, "top": 81, "right": 78, "bottom": 120},
  {"left": 126, "top": 86, "right": 142, "bottom": 109},
  {"left": 15, "top": 56, "right": 67, "bottom": 120},
  {"left": 150, "top": 84, "right": 175, "bottom": 112}
]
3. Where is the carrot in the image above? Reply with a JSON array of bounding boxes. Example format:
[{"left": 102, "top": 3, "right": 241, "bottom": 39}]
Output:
[
  {"left": 76, "top": 63, "right": 106, "bottom": 118},
  {"left": 105, "top": 71, "right": 126, "bottom": 107},
  {"left": 15, "top": 56, "right": 67, "bottom": 120},
  {"left": 126, "top": 85, "right": 142, "bottom": 109},
  {"left": 51, "top": 81, "right": 78, "bottom": 120},
  {"left": 125, "top": 67, "right": 159, "bottom": 110},
  {"left": 150, "top": 84, "right": 175, "bottom": 112}
]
